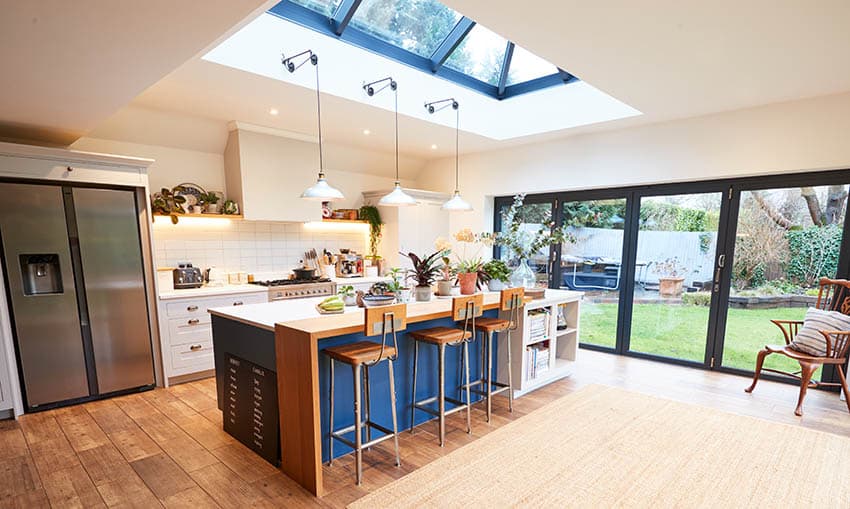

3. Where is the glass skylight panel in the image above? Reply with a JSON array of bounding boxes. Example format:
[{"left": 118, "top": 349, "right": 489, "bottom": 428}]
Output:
[
  {"left": 289, "top": 0, "right": 342, "bottom": 16},
  {"left": 349, "top": 0, "right": 462, "bottom": 58},
  {"left": 506, "top": 45, "right": 559, "bottom": 85},
  {"left": 444, "top": 24, "right": 508, "bottom": 86}
]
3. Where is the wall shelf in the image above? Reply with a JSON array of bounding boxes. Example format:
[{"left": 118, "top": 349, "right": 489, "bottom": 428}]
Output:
[
  {"left": 321, "top": 218, "right": 368, "bottom": 224},
  {"left": 153, "top": 213, "right": 243, "bottom": 221}
]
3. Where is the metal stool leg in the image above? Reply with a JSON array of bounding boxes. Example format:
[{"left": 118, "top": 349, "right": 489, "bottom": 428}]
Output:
[
  {"left": 364, "top": 365, "right": 372, "bottom": 445},
  {"left": 352, "top": 363, "right": 363, "bottom": 485},
  {"left": 506, "top": 330, "right": 514, "bottom": 413},
  {"left": 387, "top": 359, "right": 401, "bottom": 467},
  {"left": 463, "top": 341, "right": 471, "bottom": 434},
  {"left": 328, "top": 357, "right": 335, "bottom": 465},
  {"left": 410, "top": 340, "right": 419, "bottom": 434},
  {"left": 486, "top": 331, "right": 493, "bottom": 423},
  {"left": 438, "top": 343, "right": 446, "bottom": 447}
]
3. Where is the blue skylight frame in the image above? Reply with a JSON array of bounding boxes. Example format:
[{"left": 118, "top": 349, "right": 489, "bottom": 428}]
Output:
[{"left": 268, "top": 0, "right": 578, "bottom": 100}]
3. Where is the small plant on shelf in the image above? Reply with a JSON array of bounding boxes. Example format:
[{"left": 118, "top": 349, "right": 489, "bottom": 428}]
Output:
[
  {"left": 200, "top": 192, "right": 220, "bottom": 214},
  {"left": 150, "top": 187, "right": 187, "bottom": 224},
  {"left": 358, "top": 205, "right": 383, "bottom": 260}
]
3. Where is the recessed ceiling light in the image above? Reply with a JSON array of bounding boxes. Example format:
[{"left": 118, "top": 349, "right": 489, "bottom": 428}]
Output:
[
  {"left": 362, "top": 129, "right": 371, "bottom": 135},
  {"left": 430, "top": 144, "right": 438, "bottom": 150},
  {"left": 269, "top": 108, "right": 279, "bottom": 116}
]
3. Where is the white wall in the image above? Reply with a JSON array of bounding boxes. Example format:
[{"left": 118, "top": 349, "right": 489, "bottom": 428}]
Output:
[{"left": 415, "top": 91, "right": 850, "bottom": 236}]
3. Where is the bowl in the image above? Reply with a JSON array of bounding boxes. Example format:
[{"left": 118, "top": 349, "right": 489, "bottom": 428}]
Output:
[{"left": 361, "top": 294, "right": 396, "bottom": 307}]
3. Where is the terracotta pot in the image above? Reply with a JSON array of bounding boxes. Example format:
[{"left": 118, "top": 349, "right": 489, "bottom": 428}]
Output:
[
  {"left": 458, "top": 272, "right": 477, "bottom": 295},
  {"left": 659, "top": 277, "right": 685, "bottom": 297},
  {"left": 437, "top": 280, "right": 453, "bottom": 296}
]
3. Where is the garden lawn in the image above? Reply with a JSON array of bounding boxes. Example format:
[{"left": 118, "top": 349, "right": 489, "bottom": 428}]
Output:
[{"left": 581, "top": 302, "right": 803, "bottom": 373}]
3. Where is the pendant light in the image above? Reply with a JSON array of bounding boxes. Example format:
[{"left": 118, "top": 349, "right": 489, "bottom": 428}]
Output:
[
  {"left": 282, "top": 50, "right": 344, "bottom": 201},
  {"left": 363, "top": 77, "right": 417, "bottom": 207},
  {"left": 425, "top": 98, "right": 472, "bottom": 211}
]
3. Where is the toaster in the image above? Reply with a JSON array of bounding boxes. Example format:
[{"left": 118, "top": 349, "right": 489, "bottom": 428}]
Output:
[{"left": 173, "top": 263, "right": 204, "bottom": 289}]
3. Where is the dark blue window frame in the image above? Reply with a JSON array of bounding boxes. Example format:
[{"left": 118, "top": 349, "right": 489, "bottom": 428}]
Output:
[{"left": 268, "top": 0, "right": 578, "bottom": 100}]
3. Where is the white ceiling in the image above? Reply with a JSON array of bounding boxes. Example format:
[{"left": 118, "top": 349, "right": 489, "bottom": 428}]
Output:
[
  {"left": 0, "top": 0, "right": 274, "bottom": 146},
  {"left": 9, "top": 0, "right": 850, "bottom": 166},
  {"left": 443, "top": 0, "right": 850, "bottom": 123}
]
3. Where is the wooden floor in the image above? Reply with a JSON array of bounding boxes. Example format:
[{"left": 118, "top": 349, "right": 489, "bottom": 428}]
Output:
[{"left": 2, "top": 350, "right": 849, "bottom": 508}]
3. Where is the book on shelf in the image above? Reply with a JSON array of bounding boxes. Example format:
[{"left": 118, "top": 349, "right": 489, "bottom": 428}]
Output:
[
  {"left": 528, "top": 308, "right": 550, "bottom": 342},
  {"left": 525, "top": 341, "right": 550, "bottom": 381}
]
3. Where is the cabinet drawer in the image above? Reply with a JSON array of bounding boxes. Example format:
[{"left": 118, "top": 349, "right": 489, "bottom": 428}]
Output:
[
  {"left": 168, "top": 317, "right": 211, "bottom": 346},
  {"left": 165, "top": 293, "right": 266, "bottom": 318},
  {"left": 170, "top": 339, "right": 214, "bottom": 374}
]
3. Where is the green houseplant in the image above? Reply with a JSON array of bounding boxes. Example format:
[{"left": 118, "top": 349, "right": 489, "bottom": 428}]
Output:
[
  {"left": 150, "top": 187, "right": 187, "bottom": 224},
  {"left": 452, "top": 228, "right": 491, "bottom": 294},
  {"left": 402, "top": 251, "right": 443, "bottom": 302},
  {"left": 337, "top": 284, "right": 357, "bottom": 306},
  {"left": 359, "top": 206, "right": 383, "bottom": 273},
  {"left": 483, "top": 259, "right": 511, "bottom": 291},
  {"left": 201, "top": 192, "right": 220, "bottom": 214}
]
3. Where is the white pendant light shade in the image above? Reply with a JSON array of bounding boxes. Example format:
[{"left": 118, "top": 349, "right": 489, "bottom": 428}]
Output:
[
  {"left": 301, "top": 173, "right": 344, "bottom": 201},
  {"left": 378, "top": 182, "right": 417, "bottom": 206},
  {"left": 441, "top": 190, "right": 473, "bottom": 211}
]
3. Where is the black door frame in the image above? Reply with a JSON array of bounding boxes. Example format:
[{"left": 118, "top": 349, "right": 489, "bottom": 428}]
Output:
[{"left": 494, "top": 168, "right": 850, "bottom": 385}]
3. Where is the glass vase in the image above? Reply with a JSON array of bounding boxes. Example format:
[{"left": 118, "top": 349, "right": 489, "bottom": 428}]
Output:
[{"left": 510, "top": 258, "right": 537, "bottom": 289}]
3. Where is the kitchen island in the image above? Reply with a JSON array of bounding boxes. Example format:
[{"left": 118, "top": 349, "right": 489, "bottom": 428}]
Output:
[{"left": 208, "top": 289, "right": 582, "bottom": 496}]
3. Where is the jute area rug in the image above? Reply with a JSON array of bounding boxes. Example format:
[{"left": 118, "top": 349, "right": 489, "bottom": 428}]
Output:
[{"left": 349, "top": 384, "right": 850, "bottom": 508}]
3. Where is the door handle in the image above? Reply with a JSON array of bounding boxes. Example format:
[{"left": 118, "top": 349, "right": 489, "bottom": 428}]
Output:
[
  {"left": 187, "top": 305, "right": 199, "bottom": 311},
  {"left": 718, "top": 254, "right": 726, "bottom": 268},
  {"left": 188, "top": 318, "right": 200, "bottom": 325}
]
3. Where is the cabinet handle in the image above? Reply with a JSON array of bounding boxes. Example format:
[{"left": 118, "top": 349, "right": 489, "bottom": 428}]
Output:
[
  {"left": 187, "top": 305, "right": 199, "bottom": 311},
  {"left": 233, "top": 301, "right": 243, "bottom": 306},
  {"left": 188, "top": 318, "right": 200, "bottom": 325},
  {"left": 66, "top": 166, "right": 74, "bottom": 172},
  {"left": 189, "top": 344, "right": 202, "bottom": 351}
]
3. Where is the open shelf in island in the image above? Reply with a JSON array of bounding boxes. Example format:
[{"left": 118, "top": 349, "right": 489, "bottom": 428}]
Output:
[{"left": 496, "top": 289, "right": 582, "bottom": 398}]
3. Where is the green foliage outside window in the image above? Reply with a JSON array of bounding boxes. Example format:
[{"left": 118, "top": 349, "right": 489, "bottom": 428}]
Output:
[{"left": 785, "top": 224, "right": 842, "bottom": 286}]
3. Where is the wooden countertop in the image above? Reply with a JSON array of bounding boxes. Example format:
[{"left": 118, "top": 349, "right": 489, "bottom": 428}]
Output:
[{"left": 209, "top": 289, "right": 583, "bottom": 339}]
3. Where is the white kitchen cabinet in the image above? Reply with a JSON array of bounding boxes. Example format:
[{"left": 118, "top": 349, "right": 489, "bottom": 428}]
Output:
[
  {"left": 362, "top": 189, "right": 451, "bottom": 269},
  {"left": 157, "top": 289, "right": 266, "bottom": 385}
]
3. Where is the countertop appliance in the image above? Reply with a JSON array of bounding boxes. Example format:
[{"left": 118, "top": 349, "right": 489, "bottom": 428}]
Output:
[
  {"left": 0, "top": 182, "right": 156, "bottom": 411},
  {"left": 335, "top": 253, "right": 364, "bottom": 278},
  {"left": 173, "top": 263, "right": 203, "bottom": 289},
  {"left": 250, "top": 278, "right": 337, "bottom": 301}
]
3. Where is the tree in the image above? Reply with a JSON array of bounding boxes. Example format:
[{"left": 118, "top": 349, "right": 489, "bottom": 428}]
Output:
[{"left": 755, "top": 186, "right": 847, "bottom": 229}]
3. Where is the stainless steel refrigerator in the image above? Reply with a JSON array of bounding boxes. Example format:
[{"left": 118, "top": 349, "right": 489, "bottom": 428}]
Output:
[{"left": 0, "top": 182, "right": 155, "bottom": 410}]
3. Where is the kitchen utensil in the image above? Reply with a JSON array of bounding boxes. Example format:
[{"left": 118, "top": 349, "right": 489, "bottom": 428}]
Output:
[{"left": 173, "top": 263, "right": 203, "bottom": 289}]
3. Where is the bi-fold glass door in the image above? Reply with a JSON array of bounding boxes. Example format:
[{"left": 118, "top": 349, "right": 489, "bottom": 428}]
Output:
[{"left": 495, "top": 169, "right": 850, "bottom": 382}]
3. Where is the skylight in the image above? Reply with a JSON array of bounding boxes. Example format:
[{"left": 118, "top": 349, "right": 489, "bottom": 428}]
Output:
[{"left": 267, "top": 0, "right": 577, "bottom": 99}]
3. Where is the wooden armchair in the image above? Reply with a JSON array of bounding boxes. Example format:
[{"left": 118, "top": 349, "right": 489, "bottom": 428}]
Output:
[{"left": 745, "top": 277, "right": 850, "bottom": 416}]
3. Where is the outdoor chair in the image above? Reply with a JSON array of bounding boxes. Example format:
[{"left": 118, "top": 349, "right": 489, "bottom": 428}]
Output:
[{"left": 745, "top": 277, "right": 850, "bottom": 416}]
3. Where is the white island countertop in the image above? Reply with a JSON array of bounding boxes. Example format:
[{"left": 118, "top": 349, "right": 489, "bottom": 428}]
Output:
[{"left": 208, "top": 289, "right": 583, "bottom": 337}]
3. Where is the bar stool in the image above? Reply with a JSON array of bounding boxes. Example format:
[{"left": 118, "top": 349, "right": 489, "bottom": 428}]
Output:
[
  {"left": 324, "top": 303, "right": 406, "bottom": 485},
  {"left": 409, "top": 294, "right": 483, "bottom": 446},
  {"left": 469, "top": 288, "right": 525, "bottom": 422}
]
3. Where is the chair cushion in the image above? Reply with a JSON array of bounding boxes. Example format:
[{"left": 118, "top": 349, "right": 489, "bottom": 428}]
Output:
[{"left": 790, "top": 307, "right": 850, "bottom": 357}]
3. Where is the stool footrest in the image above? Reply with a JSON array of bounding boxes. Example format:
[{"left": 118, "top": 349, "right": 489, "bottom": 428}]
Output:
[
  {"left": 413, "top": 396, "right": 469, "bottom": 417},
  {"left": 331, "top": 420, "right": 396, "bottom": 450}
]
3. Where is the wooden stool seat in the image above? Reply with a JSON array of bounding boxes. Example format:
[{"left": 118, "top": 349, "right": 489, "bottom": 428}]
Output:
[
  {"left": 324, "top": 341, "right": 397, "bottom": 365},
  {"left": 409, "top": 327, "right": 472, "bottom": 344},
  {"left": 473, "top": 317, "right": 513, "bottom": 333}
]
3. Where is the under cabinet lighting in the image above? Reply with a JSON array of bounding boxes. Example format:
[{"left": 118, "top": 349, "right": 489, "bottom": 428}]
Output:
[{"left": 269, "top": 107, "right": 279, "bottom": 116}]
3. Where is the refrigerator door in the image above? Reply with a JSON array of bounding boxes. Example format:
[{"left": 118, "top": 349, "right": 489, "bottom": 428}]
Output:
[
  {"left": 73, "top": 188, "right": 155, "bottom": 393},
  {"left": 0, "top": 183, "right": 89, "bottom": 406}
]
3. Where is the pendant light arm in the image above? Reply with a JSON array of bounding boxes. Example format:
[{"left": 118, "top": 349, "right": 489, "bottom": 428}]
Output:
[
  {"left": 283, "top": 50, "right": 324, "bottom": 174},
  {"left": 426, "top": 98, "right": 471, "bottom": 211}
]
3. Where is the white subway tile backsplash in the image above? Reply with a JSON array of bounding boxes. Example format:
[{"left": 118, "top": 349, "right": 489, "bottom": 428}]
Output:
[{"left": 152, "top": 220, "right": 368, "bottom": 274}]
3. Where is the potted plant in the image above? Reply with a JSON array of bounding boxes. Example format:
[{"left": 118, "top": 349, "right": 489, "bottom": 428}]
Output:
[
  {"left": 150, "top": 188, "right": 187, "bottom": 224},
  {"left": 451, "top": 228, "right": 492, "bottom": 295},
  {"left": 402, "top": 251, "right": 443, "bottom": 302},
  {"left": 359, "top": 205, "right": 384, "bottom": 274},
  {"left": 655, "top": 257, "right": 687, "bottom": 297},
  {"left": 434, "top": 238, "right": 454, "bottom": 296},
  {"left": 338, "top": 285, "right": 357, "bottom": 306},
  {"left": 385, "top": 267, "right": 411, "bottom": 302},
  {"left": 483, "top": 259, "right": 511, "bottom": 291},
  {"left": 201, "top": 192, "right": 220, "bottom": 214},
  {"left": 489, "top": 194, "right": 575, "bottom": 289}
]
